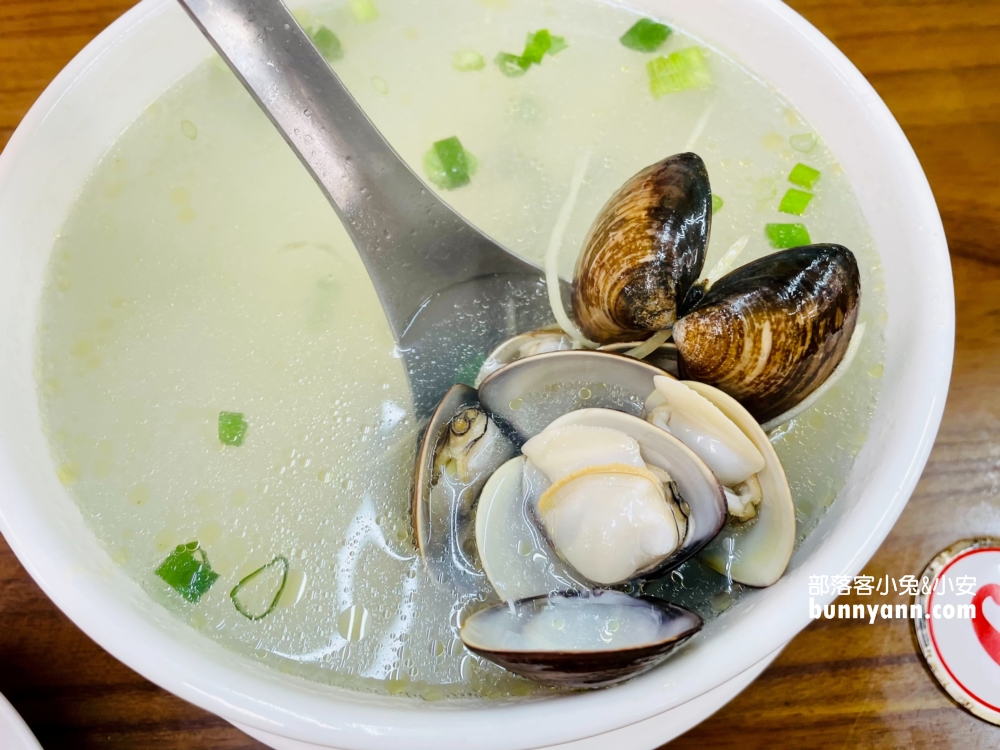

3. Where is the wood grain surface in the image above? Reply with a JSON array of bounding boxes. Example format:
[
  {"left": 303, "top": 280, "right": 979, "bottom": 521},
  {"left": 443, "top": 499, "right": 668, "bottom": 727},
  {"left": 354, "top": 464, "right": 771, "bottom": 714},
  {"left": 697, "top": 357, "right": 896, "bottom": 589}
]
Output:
[{"left": 1, "top": 0, "right": 999, "bottom": 747}]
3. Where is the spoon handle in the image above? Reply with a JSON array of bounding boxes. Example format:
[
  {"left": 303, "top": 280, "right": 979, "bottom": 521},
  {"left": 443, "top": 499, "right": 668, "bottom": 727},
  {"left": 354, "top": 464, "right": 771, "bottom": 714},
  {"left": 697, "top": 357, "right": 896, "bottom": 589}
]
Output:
[{"left": 177, "top": 0, "right": 537, "bottom": 339}]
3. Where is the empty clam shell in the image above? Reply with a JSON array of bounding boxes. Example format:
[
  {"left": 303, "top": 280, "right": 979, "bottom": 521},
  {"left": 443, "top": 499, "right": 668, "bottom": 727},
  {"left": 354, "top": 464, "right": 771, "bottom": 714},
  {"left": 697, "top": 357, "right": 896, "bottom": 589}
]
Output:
[
  {"left": 478, "top": 349, "right": 672, "bottom": 444},
  {"left": 685, "top": 381, "right": 795, "bottom": 587},
  {"left": 673, "top": 244, "right": 861, "bottom": 423},
  {"left": 572, "top": 153, "right": 712, "bottom": 344},
  {"left": 459, "top": 590, "right": 702, "bottom": 688}
]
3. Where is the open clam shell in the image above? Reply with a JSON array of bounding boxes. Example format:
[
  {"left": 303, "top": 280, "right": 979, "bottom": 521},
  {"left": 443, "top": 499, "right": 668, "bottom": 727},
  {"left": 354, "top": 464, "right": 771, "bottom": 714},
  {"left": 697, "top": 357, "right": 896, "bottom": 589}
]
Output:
[
  {"left": 541, "top": 409, "right": 727, "bottom": 578},
  {"left": 572, "top": 152, "right": 712, "bottom": 344},
  {"left": 674, "top": 244, "right": 861, "bottom": 423},
  {"left": 459, "top": 590, "right": 702, "bottom": 688},
  {"left": 412, "top": 384, "right": 516, "bottom": 579},
  {"left": 478, "top": 349, "right": 672, "bottom": 444},
  {"left": 475, "top": 456, "right": 584, "bottom": 602},
  {"left": 474, "top": 327, "right": 577, "bottom": 386},
  {"left": 685, "top": 381, "right": 795, "bottom": 587},
  {"left": 599, "top": 341, "right": 680, "bottom": 376}
]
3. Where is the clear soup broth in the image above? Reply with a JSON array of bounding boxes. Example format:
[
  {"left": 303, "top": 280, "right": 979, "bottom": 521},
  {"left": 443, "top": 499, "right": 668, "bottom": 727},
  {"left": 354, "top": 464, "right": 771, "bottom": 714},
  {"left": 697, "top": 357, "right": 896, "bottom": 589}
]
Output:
[{"left": 36, "top": 0, "right": 885, "bottom": 699}]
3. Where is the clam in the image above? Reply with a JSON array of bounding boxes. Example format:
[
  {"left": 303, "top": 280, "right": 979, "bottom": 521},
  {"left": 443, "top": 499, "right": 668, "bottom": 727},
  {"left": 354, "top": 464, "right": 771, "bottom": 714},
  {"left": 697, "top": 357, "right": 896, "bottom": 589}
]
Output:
[
  {"left": 475, "top": 456, "right": 584, "bottom": 602},
  {"left": 478, "top": 349, "right": 670, "bottom": 444},
  {"left": 536, "top": 409, "right": 726, "bottom": 580},
  {"left": 474, "top": 326, "right": 577, "bottom": 386},
  {"left": 684, "top": 381, "right": 795, "bottom": 587},
  {"left": 674, "top": 244, "right": 861, "bottom": 423},
  {"left": 644, "top": 376, "right": 764, "bottom": 488},
  {"left": 412, "top": 384, "right": 516, "bottom": 579},
  {"left": 474, "top": 407, "right": 725, "bottom": 594},
  {"left": 459, "top": 590, "right": 702, "bottom": 688},
  {"left": 572, "top": 152, "right": 712, "bottom": 344}
]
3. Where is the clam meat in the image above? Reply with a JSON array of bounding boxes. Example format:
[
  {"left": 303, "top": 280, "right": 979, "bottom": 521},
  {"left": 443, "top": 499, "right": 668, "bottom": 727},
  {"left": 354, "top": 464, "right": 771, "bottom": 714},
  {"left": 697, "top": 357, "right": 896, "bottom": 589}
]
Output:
[
  {"left": 522, "top": 423, "right": 687, "bottom": 586},
  {"left": 412, "top": 384, "right": 515, "bottom": 581},
  {"left": 475, "top": 456, "right": 584, "bottom": 603},
  {"left": 688, "top": 381, "right": 795, "bottom": 587}
]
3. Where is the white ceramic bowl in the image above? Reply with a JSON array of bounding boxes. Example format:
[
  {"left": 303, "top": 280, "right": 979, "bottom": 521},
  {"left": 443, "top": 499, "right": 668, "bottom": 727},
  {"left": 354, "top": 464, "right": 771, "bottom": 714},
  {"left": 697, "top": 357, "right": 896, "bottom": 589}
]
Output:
[{"left": 0, "top": 0, "right": 953, "bottom": 748}]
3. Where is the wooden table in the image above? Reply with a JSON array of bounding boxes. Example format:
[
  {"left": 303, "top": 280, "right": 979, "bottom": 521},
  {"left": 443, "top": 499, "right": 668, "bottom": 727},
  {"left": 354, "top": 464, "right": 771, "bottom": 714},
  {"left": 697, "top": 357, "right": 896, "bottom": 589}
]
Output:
[{"left": 2, "top": 0, "right": 999, "bottom": 747}]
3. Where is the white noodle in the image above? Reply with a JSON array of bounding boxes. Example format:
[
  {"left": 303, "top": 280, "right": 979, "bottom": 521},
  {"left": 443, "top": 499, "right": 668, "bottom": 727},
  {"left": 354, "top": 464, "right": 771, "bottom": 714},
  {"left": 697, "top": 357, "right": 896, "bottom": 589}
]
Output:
[
  {"left": 544, "top": 151, "right": 597, "bottom": 348},
  {"left": 684, "top": 98, "right": 717, "bottom": 152},
  {"left": 623, "top": 328, "right": 672, "bottom": 360},
  {"left": 762, "top": 322, "right": 868, "bottom": 432},
  {"left": 704, "top": 235, "right": 750, "bottom": 285}
]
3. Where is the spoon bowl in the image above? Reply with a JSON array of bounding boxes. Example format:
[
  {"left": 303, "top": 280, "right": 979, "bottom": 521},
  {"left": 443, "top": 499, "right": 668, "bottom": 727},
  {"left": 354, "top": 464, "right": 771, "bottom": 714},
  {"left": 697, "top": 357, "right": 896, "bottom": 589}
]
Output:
[{"left": 178, "top": 0, "right": 554, "bottom": 416}]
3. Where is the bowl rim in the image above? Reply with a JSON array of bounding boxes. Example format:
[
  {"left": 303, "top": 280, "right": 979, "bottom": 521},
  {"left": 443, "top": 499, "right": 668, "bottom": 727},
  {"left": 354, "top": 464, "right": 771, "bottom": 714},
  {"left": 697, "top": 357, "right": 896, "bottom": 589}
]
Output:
[{"left": 0, "top": 0, "right": 954, "bottom": 748}]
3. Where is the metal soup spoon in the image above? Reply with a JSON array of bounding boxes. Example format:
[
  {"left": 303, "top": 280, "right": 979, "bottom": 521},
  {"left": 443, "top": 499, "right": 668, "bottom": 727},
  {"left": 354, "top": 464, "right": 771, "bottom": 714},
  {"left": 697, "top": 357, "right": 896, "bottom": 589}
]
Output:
[{"left": 177, "top": 0, "right": 559, "bottom": 417}]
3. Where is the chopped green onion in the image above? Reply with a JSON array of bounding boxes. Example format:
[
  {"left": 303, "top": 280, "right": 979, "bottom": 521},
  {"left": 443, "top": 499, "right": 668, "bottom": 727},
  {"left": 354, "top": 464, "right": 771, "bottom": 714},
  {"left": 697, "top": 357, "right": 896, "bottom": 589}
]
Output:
[
  {"left": 349, "top": 0, "right": 378, "bottom": 23},
  {"left": 218, "top": 411, "right": 248, "bottom": 446},
  {"left": 790, "top": 133, "right": 818, "bottom": 153},
  {"left": 521, "top": 30, "right": 554, "bottom": 65},
  {"left": 712, "top": 194, "right": 724, "bottom": 214},
  {"left": 548, "top": 35, "right": 568, "bottom": 56},
  {"left": 765, "top": 223, "right": 812, "bottom": 249},
  {"left": 647, "top": 47, "right": 712, "bottom": 98},
  {"left": 230, "top": 556, "right": 290, "bottom": 621},
  {"left": 620, "top": 18, "right": 672, "bottom": 53},
  {"left": 496, "top": 29, "right": 566, "bottom": 77},
  {"left": 788, "top": 163, "right": 821, "bottom": 190},
  {"left": 779, "top": 188, "right": 814, "bottom": 216},
  {"left": 309, "top": 26, "right": 343, "bottom": 61},
  {"left": 155, "top": 542, "right": 219, "bottom": 603},
  {"left": 496, "top": 52, "right": 530, "bottom": 77},
  {"left": 424, "top": 137, "right": 478, "bottom": 190},
  {"left": 453, "top": 50, "right": 486, "bottom": 71}
]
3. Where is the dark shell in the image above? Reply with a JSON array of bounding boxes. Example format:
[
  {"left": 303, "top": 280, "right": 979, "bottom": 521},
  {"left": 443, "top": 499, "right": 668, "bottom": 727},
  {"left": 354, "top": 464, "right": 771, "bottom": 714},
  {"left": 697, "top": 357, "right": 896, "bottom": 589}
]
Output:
[
  {"left": 460, "top": 591, "right": 702, "bottom": 688},
  {"left": 674, "top": 244, "right": 861, "bottom": 423},
  {"left": 572, "top": 153, "right": 712, "bottom": 344}
]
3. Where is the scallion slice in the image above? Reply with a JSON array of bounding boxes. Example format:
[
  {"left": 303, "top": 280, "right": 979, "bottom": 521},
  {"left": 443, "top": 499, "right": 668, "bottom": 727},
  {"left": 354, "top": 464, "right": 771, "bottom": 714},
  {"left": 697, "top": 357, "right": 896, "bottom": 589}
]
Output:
[
  {"left": 309, "top": 26, "right": 343, "bottom": 61},
  {"left": 788, "top": 163, "right": 821, "bottom": 190},
  {"left": 218, "top": 411, "right": 248, "bottom": 446},
  {"left": 548, "top": 34, "right": 568, "bottom": 56},
  {"left": 424, "top": 137, "right": 479, "bottom": 190},
  {"left": 648, "top": 47, "right": 712, "bottom": 98},
  {"left": 765, "top": 223, "right": 812, "bottom": 249},
  {"left": 230, "top": 556, "right": 290, "bottom": 621},
  {"left": 779, "top": 188, "right": 813, "bottom": 216},
  {"left": 496, "top": 51, "right": 530, "bottom": 77},
  {"left": 349, "top": 0, "right": 378, "bottom": 23},
  {"left": 495, "top": 29, "right": 566, "bottom": 77},
  {"left": 790, "top": 133, "right": 818, "bottom": 153},
  {"left": 712, "top": 194, "right": 724, "bottom": 214},
  {"left": 521, "top": 29, "right": 553, "bottom": 65},
  {"left": 155, "top": 542, "right": 219, "bottom": 603},
  {"left": 453, "top": 50, "right": 486, "bottom": 71},
  {"left": 620, "top": 18, "right": 671, "bottom": 53}
]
